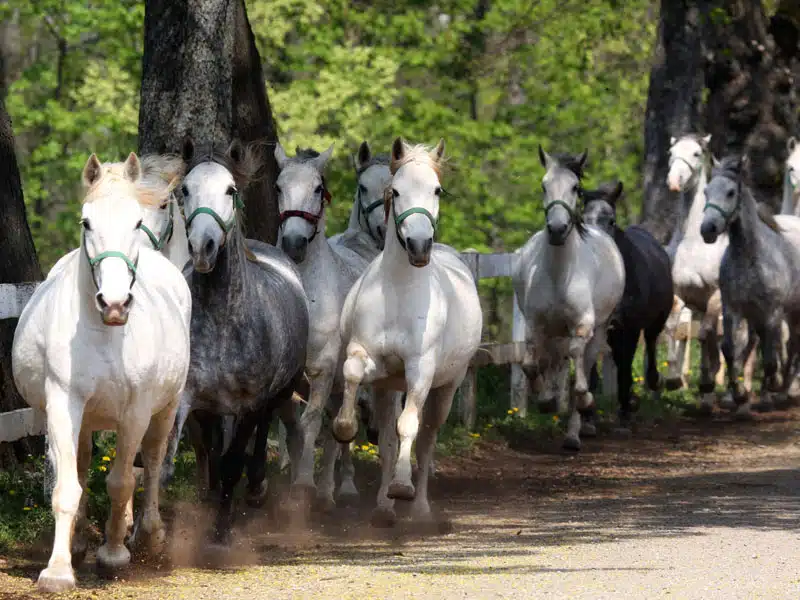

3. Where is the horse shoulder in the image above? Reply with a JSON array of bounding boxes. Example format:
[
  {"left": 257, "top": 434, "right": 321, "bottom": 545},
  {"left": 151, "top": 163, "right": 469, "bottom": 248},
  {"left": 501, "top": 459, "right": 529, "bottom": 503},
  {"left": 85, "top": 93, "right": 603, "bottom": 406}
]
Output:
[
  {"left": 137, "top": 250, "right": 192, "bottom": 325},
  {"left": 245, "top": 238, "right": 307, "bottom": 301}
]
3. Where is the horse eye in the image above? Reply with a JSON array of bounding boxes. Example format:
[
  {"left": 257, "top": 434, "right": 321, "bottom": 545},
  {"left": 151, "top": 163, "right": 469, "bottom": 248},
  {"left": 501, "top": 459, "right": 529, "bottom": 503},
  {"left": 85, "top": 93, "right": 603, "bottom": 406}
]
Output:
[
  {"left": 727, "top": 189, "right": 735, "bottom": 198},
  {"left": 694, "top": 151, "right": 701, "bottom": 157},
  {"left": 81, "top": 218, "right": 92, "bottom": 231},
  {"left": 226, "top": 186, "right": 236, "bottom": 196},
  {"left": 359, "top": 184, "right": 367, "bottom": 194},
  {"left": 315, "top": 185, "right": 323, "bottom": 195},
  {"left": 275, "top": 183, "right": 282, "bottom": 194},
  {"left": 392, "top": 188, "right": 399, "bottom": 198},
  {"left": 434, "top": 186, "right": 442, "bottom": 196},
  {"left": 541, "top": 183, "right": 546, "bottom": 193},
  {"left": 135, "top": 219, "right": 143, "bottom": 230},
  {"left": 572, "top": 184, "right": 579, "bottom": 194}
]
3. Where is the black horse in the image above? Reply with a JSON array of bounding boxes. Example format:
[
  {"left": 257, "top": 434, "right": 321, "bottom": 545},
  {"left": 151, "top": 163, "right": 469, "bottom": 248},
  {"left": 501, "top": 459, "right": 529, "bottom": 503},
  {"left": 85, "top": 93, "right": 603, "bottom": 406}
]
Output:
[{"left": 582, "top": 181, "right": 674, "bottom": 427}]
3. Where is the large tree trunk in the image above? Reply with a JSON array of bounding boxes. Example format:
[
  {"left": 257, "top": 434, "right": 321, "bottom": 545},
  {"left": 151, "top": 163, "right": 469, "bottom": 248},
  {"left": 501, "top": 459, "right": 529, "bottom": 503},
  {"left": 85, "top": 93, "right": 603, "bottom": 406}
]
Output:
[
  {"left": 640, "top": 0, "right": 710, "bottom": 243},
  {"left": 641, "top": 0, "right": 799, "bottom": 235},
  {"left": 0, "top": 100, "right": 44, "bottom": 468},
  {"left": 704, "top": 1, "right": 798, "bottom": 209},
  {"left": 138, "top": 0, "right": 280, "bottom": 244}
]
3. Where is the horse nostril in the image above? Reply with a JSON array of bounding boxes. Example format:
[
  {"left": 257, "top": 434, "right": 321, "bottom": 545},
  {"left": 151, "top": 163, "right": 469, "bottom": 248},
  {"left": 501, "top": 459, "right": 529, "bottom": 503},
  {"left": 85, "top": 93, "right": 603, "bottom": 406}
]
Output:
[
  {"left": 187, "top": 239, "right": 194, "bottom": 255},
  {"left": 123, "top": 294, "right": 133, "bottom": 309},
  {"left": 204, "top": 238, "right": 215, "bottom": 255},
  {"left": 95, "top": 293, "right": 108, "bottom": 310}
]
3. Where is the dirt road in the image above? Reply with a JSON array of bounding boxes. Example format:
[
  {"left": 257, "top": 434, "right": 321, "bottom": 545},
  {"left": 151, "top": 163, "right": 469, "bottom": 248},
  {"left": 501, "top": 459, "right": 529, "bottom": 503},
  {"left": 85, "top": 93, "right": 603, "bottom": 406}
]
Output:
[{"left": 2, "top": 410, "right": 800, "bottom": 599}]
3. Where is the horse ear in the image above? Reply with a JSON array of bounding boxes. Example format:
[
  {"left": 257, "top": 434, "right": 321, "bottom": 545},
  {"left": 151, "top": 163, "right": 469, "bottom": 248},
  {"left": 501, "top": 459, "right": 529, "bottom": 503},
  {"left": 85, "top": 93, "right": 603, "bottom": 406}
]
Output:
[
  {"left": 741, "top": 154, "right": 750, "bottom": 170},
  {"left": 702, "top": 134, "right": 712, "bottom": 147},
  {"left": 227, "top": 139, "right": 244, "bottom": 164},
  {"left": 431, "top": 138, "right": 445, "bottom": 162},
  {"left": 391, "top": 137, "right": 405, "bottom": 163},
  {"left": 788, "top": 137, "right": 797, "bottom": 153},
  {"left": 181, "top": 135, "right": 195, "bottom": 162},
  {"left": 711, "top": 155, "right": 722, "bottom": 168},
  {"left": 274, "top": 142, "right": 289, "bottom": 169},
  {"left": 314, "top": 143, "right": 334, "bottom": 171},
  {"left": 578, "top": 149, "right": 588, "bottom": 170},
  {"left": 357, "top": 141, "right": 371, "bottom": 168},
  {"left": 669, "top": 136, "right": 677, "bottom": 146},
  {"left": 123, "top": 152, "right": 141, "bottom": 183},
  {"left": 610, "top": 180, "right": 624, "bottom": 203},
  {"left": 538, "top": 144, "right": 550, "bottom": 169},
  {"left": 82, "top": 153, "right": 103, "bottom": 188}
]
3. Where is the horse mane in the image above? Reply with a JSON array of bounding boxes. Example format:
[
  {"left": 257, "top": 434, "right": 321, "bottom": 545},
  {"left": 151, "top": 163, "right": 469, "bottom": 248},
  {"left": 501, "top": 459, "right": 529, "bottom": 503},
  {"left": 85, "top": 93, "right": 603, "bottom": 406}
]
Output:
[
  {"left": 356, "top": 153, "right": 391, "bottom": 177},
  {"left": 713, "top": 154, "right": 784, "bottom": 233},
  {"left": 550, "top": 152, "right": 586, "bottom": 179},
  {"left": 390, "top": 143, "right": 444, "bottom": 178},
  {"left": 83, "top": 157, "right": 179, "bottom": 208}
]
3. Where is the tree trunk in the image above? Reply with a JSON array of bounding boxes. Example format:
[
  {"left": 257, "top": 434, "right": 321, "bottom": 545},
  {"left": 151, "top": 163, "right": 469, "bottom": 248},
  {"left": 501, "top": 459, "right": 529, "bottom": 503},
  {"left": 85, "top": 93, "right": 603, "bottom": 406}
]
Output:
[
  {"left": 704, "top": 0, "right": 798, "bottom": 209},
  {"left": 0, "top": 100, "right": 44, "bottom": 468},
  {"left": 138, "top": 0, "right": 280, "bottom": 244},
  {"left": 640, "top": 0, "right": 710, "bottom": 243}
]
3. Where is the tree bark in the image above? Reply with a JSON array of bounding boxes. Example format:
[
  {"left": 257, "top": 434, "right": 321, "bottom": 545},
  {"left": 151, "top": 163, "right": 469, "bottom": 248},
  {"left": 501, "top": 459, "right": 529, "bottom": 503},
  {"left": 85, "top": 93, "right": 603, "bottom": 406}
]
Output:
[
  {"left": 0, "top": 100, "right": 44, "bottom": 467},
  {"left": 704, "top": 1, "right": 798, "bottom": 209},
  {"left": 138, "top": 0, "right": 280, "bottom": 244},
  {"left": 640, "top": 0, "right": 710, "bottom": 243}
]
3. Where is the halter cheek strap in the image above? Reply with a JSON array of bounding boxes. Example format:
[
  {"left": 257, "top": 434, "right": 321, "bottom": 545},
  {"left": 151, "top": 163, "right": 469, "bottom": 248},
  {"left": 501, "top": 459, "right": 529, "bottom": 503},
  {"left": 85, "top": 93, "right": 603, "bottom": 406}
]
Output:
[
  {"left": 544, "top": 197, "right": 579, "bottom": 238},
  {"left": 704, "top": 179, "right": 741, "bottom": 226},
  {"left": 140, "top": 200, "right": 175, "bottom": 251},
  {"left": 185, "top": 191, "right": 244, "bottom": 246},
  {"left": 278, "top": 182, "right": 332, "bottom": 243},
  {"left": 84, "top": 239, "right": 139, "bottom": 291}
]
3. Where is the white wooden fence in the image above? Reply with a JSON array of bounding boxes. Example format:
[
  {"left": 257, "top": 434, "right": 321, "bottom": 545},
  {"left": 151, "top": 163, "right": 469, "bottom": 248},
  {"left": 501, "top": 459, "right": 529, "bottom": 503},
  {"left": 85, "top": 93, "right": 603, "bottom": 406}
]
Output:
[{"left": 0, "top": 251, "right": 697, "bottom": 443}]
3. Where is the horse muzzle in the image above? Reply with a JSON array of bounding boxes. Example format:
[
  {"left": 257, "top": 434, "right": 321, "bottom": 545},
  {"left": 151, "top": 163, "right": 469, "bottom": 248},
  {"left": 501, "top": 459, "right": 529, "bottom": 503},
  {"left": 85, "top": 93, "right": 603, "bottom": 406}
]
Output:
[
  {"left": 96, "top": 293, "right": 133, "bottom": 326},
  {"left": 281, "top": 234, "right": 309, "bottom": 264},
  {"left": 700, "top": 220, "right": 719, "bottom": 244},
  {"left": 188, "top": 236, "right": 219, "bottom": 273},
  {"left": 546, "top": 222, "right": 570, "bottom": 246},
  {"left": 405, "top": 236, "right": 432, "bottom": 267}
]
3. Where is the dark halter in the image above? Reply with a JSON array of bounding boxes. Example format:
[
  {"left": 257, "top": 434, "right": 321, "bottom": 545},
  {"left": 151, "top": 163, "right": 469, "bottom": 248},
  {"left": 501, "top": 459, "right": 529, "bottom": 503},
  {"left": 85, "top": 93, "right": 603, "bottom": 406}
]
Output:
[{"left": 278, "top": 177, "right": 332, "bottom": 243}]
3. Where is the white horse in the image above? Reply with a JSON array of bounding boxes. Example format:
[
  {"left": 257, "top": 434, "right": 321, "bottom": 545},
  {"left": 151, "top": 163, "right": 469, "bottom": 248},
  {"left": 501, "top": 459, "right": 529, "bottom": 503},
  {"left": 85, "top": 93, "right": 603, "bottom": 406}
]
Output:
[
  {"left": 665, "top": 134, "right": 736, "bottom": 411},
  {"left": 513, "top": 147, "right": 624, "bottom": 451},
  {"left": 332, "top": 138, "right": 482, "bottom": 526},
  {"left": 274, "top": 142, "right": 377, "bottom": 511},
  {"left": 780, "top": 136, "right": 800, "bottom": 216},
  {"left": 330, "top": 140, "right": 392, "bottom": 253},
  {"left": 12, "top": 153, "right": 191, "bottom": 593}
]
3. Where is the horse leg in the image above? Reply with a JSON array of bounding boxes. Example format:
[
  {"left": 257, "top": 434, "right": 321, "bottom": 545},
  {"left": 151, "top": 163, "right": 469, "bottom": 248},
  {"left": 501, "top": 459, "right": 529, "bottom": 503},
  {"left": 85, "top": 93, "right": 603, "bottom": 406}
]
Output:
[
  {"left": 96, "top": 408, "right": 148, "bottom": 570},
  {"left": 720, "top": 309, "right": 744, "bottom": 415},
  {"left": 563, "top": 324, "right": 593, "bottom": 451},
  {"left": 317, "top": 400, "right": 343, "bottom": 513},
  {"left": 758, "top": 317, "right": 784, "bottom": 413},
  {"left": 664, "top": 297, "right": 689, "bottom": 390},
  {"left": 358, "top": 388, "right": 380, "bottom": 446},
  {"left": 698, "top": 319, "right": 721, "bottom": 415},
  {"left": 129, "top": 399, "right": 179, "bottom": 557},
  {"left": 193, "top": 410, "right": 224, "bottom": 501},
  {"left": 333, "top": 344, "right": 375, "bottom": 443},
  {"left": 294, "top": 371, "right": 335, "bottom": 496},
  {"left": 337, "top": 438, "right": 359, "bottom": 506},
  {"left": 70, "top": 426, "right": 93, "bottom": 569},
  {"left": 370, "top": 389, "right": 399, "bottom": 527},
  {"left": 601, "top": 353, "right": 618, "bottom": 399},
  {"left": 159, "top": 392, "right": 191, "bottom": 488},
  {"left": 610, "top": 328, "right": 638, "bottom": 432},
  {"left": 387, "top": 357, "right": 435, "bottom": 500},
  {"left": 213, "top": 409, "right": 261, "bottom": 545},
  {"left": 410, "top": 382, "right": 457, "bottom": 522},
  {"left": 36, "top": 388, "right": 84, "bottom": 593},
  {"left": 243, "top": 416, "right": 271, "bottom": 509}
]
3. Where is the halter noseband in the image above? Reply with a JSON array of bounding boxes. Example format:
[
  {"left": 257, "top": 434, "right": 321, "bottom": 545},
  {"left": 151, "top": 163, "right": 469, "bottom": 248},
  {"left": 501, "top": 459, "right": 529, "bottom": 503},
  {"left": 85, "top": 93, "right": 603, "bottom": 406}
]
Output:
[
  {"left": 278, "top": 179, "right": 332, "bottom": 243},
  {"left": 392, "top": 204, "right": 438, "bottom": 250},
  {"left": 357, "top": 185, "right": 385, "bottom": 242},
  {"left": 543, "top": 194, "right": 581, "bottom": 239},
  {"left": 185, "top": 190, "right": 244, "bottom": 239},
  {"left": 83, "top": 236, "right": 139, "bottom": 292},
  {"left": 704, "top": 173, "right": 742, "bottom": 226},
  {"left": 140, "top": 199, "right": 175, "bottom": 251}
]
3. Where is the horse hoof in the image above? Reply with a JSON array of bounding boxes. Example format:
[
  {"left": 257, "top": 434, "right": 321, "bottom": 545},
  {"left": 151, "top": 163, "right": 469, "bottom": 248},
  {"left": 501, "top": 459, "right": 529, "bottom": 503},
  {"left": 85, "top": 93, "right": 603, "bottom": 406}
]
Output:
[
  {"left": 562, "top": 435, "right": 581, "bottom": 452},
  {"left": 664, "top": 377, "right": 683, "bottom": 391},
  {"left": 579, "top": 422, "right": 597, "bottom": 437},
  {"left": 37, "top": 565, "right": 76, "bottom": 593},
  {"left": 649, "top": 373, "right": 665, "bottom": 392},
  {"left": 314, "top": 494, "right": 337, "bottom": 514},
  {"left": 387, "top": 481, "right": 416, "bottom": 501},
  {"left": 719, "top": 394, "right": 737, "bottom": 411},
  {"left": 734, "top": 405, "right": 754, "bottom": 421},
  {"left": 332, "top": 418, "right": 358, "bottom": 444},
  {"left": 246, "top": 481, "right": 269, "bottom": 508},
  {"left": 370, "top": 507, "right": 397, "bottom": 528},
  {"left": 96, "top": 543, "right": 131, "bottom": 570}
]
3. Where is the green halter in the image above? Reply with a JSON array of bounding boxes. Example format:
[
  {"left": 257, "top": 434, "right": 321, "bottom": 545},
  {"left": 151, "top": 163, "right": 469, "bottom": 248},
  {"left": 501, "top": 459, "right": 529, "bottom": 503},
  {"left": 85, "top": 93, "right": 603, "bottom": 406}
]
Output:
[
  {"left": 393, "top": 205, "right": 438, "bottom": 249},
  {"left": 185, "top": 190, "right": 244, "bottom": 234},
  {"left": 544, "top": 198, "right": 579, "bottom": 238},
  {"left": 84, "top": 240, "right": 138, "bottom": 291},
  {"left": 139, "top": 200, "right": 175, "bottom": 251}
]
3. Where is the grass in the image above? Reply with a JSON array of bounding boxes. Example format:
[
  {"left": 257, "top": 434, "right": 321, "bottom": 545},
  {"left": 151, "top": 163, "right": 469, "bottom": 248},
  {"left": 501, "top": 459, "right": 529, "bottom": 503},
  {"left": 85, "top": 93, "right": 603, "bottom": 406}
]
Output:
[{"left": 0, "top": 337, "right": 731, "bottom": 552}]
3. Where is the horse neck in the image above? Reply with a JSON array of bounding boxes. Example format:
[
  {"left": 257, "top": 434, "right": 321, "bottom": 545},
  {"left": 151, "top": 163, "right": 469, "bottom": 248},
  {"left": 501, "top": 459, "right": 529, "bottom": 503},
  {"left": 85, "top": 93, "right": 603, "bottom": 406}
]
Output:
[
  {"left": 165, "top": 205, "right": 190, "bottom": 267},
  {"left": 542, "top": 226, "right": 582, "bottom": 279},
  {"left": 302, "top": 214, "right": 336, "bottom": 270},
  {"left": 728, "top": 186, "right": 763, "bottom": 255},
  {"left": 679, "top": 167, "right": 708, "bottom": 240},
  {"left": 192, "top": 224, "right": 249, "bottom": 302},
  {"left": 346, "top": 193, "right": 362, "bottom": 231}
]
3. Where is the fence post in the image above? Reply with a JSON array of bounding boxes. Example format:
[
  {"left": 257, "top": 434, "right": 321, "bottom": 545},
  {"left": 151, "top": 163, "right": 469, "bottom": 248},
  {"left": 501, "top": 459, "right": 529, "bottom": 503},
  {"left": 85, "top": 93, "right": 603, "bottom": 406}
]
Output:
[
  {"left": 510, "top": 292, "right": 528, "bottom": 417},
  {"left": 459, "top": 367, "right": 478, "bottom": 430}
]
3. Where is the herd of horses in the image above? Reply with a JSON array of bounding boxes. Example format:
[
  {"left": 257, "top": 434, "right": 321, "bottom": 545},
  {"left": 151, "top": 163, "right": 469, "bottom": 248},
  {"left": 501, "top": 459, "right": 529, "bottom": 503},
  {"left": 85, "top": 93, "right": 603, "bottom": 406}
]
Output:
[{"left": 9, "top": 130, "right": 800, "bottom": 593}]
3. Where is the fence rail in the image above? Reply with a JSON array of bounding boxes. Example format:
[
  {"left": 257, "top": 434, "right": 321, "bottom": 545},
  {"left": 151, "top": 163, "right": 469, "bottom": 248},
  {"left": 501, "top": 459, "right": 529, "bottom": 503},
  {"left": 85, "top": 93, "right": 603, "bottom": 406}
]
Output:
[{"left": 0, "top": 250, "right": 699, "bottom": 443}]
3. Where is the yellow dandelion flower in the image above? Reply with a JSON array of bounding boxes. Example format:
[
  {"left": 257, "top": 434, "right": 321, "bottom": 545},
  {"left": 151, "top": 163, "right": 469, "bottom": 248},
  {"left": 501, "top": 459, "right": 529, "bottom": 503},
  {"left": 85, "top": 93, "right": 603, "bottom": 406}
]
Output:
[
  {"left": 552, "top": 415, "right": 560, "bottom": 423},
  {"left": 486, "top": 423, "right": 493, "bottom": 428},
  {"left": 8, "top": 490, "right": 15, "bottom": 496},
  {"left": 23, "top": 506, "right": 31, "bottom": 511},
  {"left": 469, "top": 432, "right": 481, "bottom": 438},
  {"left": 33, "top": 504, "right": 38, "bottom": 508},
  {"left": 361, "top": 445, "right": 370, "bottom": 451},
  {"left": 368, "top": 449, "right": 377, "bottom": 455},
  {"left": 102, "top": 456, "right": 111, "bottom": 462},
  {"left": 110, "top": 449, "right": 116, "bottom": 457},
  {"left": 507, "top": 409, "right": 514, "bottom": 415},
  {"left": 137, "top": 487, "right": 145, "bottom": 493},
  {"left": 98, "top": 465, "right": 107, "bottom": 472},
  {"left": 172, "top": 457, "right": 177, "bottom": 464},
  {"left": 662, "top": 361, "right": 669, "bottom": 367},
  {"left": 738, "top": 376, "right": 744, "bottom": 381},
  {"left": 597, "top": 409, "right": 604, "bottom": 416},
  {"left": 687, "top": 370, "right": 693, "bottom": 375},
  {"left": 512, "top": 407, "right": 519, "bottom": 413}
]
